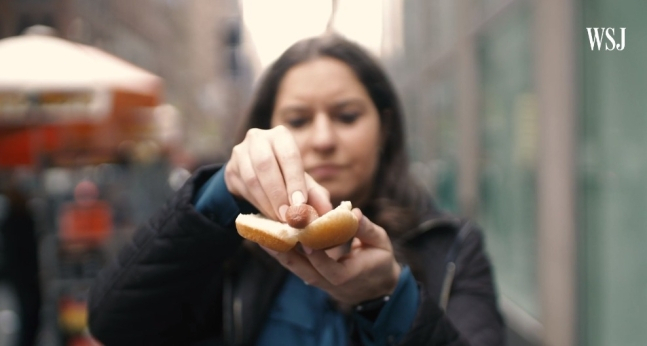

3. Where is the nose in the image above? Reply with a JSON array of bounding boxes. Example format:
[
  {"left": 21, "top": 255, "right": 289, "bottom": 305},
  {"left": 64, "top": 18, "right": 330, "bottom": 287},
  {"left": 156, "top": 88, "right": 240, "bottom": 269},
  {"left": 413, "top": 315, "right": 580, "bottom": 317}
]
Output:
[{"left": 309, "top": 112, "right": 336, "bottom": 153}]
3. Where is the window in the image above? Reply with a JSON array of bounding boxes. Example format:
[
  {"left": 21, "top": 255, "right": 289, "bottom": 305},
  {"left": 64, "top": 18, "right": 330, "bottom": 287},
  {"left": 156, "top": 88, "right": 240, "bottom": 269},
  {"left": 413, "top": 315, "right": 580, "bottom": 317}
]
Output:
[
  {"left": 477, "top": 2, "right": 539, "bottom": 318},
  {"left": 580, "top": 0, "right": 647, "bottom": 344}
]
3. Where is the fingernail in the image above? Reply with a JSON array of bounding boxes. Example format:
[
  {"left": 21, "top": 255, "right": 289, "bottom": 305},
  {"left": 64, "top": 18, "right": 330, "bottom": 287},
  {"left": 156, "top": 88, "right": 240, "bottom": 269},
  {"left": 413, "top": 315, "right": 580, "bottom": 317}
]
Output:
[
  {"left": 279, "top": 205, "right": 288, "bottom": 222},
  {"left": 303, "top": 245, "right": 313, "bottom": 255},
  {"left": 291, "top": 191, "right": 305, "bottom": 205}
]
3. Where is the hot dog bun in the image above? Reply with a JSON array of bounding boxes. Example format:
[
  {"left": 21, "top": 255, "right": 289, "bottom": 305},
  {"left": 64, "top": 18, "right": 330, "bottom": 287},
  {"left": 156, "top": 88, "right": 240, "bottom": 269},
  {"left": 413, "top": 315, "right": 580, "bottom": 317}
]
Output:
[
  {"left": 298, "top": 201, "right": 358, "bottom": 250},
  {"left": 235, "top": 201, "right": 358, "bottom": 252},
  {"left": 235, "top": 214, "right": 299, "bottom": 252}
]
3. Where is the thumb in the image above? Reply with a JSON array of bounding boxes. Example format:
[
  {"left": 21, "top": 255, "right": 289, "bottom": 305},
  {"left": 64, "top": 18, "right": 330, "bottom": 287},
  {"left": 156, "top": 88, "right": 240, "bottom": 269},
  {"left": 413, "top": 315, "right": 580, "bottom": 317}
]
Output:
[
  {"left": 352, "top": 208, "right": 391, "bottom": 250},
  {"left": 305, "top": 173, "right": 332, "bottom": 216}
]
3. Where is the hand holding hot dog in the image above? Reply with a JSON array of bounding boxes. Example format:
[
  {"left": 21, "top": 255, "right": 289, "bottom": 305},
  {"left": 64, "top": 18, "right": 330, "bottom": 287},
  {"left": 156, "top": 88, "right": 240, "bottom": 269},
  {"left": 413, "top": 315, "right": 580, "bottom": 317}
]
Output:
[
  {"left": 224, "top": 126, "right": 332, "bottom": 221},
  {"left": 226, "top": 126, "right": 400, "bottom": 305},
  {"left": 263, "top": 208, "right": 401, "bottom": 306}
]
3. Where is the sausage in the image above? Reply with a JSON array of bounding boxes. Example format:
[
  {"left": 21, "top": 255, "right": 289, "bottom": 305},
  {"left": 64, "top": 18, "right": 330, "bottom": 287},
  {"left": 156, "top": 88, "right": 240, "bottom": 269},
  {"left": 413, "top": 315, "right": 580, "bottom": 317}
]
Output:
[{"left": 285, "top": 204, "right": 319, "bottom": 228}]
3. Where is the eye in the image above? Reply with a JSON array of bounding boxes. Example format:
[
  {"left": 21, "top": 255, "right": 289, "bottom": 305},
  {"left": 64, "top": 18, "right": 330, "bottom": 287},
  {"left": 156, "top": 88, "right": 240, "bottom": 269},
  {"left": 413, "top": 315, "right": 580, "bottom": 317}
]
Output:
[
  {"left": 337, "top": 111, "right": 360, "bottom": 124},
  {"left": 286, "top": 117, "right": 309, "bottom": 129}
]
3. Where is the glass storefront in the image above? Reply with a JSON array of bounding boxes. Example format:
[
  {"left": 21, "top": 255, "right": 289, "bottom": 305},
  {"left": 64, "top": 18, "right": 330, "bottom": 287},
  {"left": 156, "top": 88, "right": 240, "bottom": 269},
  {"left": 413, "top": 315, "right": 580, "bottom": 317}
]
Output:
[
  {"left": 386, "top": 0, "right": 647, "bottom": 343},
  {"left": 477, "top": 2, "right": 539, "bottom": 319},
  {"left": 580, "top": 0, "right": 647, "bottom": 345}
]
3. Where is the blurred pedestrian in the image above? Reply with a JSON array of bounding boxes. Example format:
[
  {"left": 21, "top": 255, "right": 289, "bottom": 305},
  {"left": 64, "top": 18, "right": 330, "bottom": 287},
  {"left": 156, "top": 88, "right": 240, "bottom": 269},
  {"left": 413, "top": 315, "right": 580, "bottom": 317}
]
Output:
[
  {"left": 88, "top": 34, "right": 504, "bottom": 345},
  {"left": 0, "top": 185, "right": 41, "bottom": 346}
]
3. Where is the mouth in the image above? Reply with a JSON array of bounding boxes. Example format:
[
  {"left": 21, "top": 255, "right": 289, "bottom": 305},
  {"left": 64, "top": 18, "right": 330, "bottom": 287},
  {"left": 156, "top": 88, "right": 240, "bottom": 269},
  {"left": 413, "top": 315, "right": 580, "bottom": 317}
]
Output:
[{"left": 308, "top": 164, "right": 344, "bottom": 180}]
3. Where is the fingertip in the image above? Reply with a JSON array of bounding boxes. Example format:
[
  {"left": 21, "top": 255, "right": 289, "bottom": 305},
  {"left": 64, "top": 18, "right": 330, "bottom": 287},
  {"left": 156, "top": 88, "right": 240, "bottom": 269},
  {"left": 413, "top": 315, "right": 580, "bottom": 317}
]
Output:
[
  {"left": 304, "top": 173, "right": 332, "bottom": 215},
  {"left": 309, "top": 189, "right": 333, "bottom": 216},
  {"left": 351, "top": 237, "right": 362, "bottom": 250},
  {"left": 291, "top": 190, "right": 305, "bottom": 206},
  {"left": 278, "top": 205, "right": 288, "bottom": 222},
  {"left": 352, "top": 208, "right": 365, "bottom": 229}
]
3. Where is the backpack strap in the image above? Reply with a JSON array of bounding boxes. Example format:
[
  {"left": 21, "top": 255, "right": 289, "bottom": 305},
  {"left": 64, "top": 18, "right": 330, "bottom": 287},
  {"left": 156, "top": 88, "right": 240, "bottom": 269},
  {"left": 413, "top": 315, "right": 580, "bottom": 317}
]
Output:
[{"left": 439, "top": 219, "right": 472, "bottom": 310}]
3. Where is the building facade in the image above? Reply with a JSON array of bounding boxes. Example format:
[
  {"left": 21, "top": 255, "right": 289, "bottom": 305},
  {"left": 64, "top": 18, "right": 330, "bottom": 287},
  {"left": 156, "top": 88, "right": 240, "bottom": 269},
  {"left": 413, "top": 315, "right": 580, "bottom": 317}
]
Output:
[{"left": 383, "top": 0, "right": 647, "bottom": 345}]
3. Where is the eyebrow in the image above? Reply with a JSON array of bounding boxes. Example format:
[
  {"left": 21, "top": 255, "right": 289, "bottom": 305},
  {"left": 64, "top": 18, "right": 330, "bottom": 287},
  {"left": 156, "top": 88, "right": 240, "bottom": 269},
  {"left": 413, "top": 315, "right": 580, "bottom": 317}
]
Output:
[
  {"left": 278, "top": 105, "right": 310, "bottom": 117},
  {"left": 278, "top": 98, "right": 367, "bottom": 116},
  {"left": 330, "top": 98, "right": 366, "bottom": 110}
]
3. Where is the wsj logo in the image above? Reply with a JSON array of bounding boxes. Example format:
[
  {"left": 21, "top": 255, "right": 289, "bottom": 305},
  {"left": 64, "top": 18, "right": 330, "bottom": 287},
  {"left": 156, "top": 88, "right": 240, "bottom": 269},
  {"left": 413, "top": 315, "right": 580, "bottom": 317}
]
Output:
[{"left": 586, "top": 28, "right": 626, "bottom": 51}]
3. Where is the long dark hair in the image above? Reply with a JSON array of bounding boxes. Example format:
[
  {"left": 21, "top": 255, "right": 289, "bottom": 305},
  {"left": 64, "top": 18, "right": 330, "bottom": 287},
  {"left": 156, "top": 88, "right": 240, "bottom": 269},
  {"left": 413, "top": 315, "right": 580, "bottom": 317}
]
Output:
[{"left": 236, "top": 34, "right": 433, "bottom": 236}]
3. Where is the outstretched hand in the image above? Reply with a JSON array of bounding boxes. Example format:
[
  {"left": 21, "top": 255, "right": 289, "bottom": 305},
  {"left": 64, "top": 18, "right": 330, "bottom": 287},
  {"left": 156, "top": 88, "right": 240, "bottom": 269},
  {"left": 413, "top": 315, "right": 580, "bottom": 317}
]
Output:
[{"left": 262, "top": 208, "right": 401, "bottom": 306}]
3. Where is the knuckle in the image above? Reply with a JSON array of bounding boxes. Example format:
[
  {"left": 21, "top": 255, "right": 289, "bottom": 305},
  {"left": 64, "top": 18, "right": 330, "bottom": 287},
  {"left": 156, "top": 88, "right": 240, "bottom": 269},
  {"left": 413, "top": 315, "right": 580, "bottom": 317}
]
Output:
[
  {"left": 283, "top": 148, "right": 301, "bottom": 164},
  {"left": 267, "top": 186, "right": 285, "bottom": 203},
  {"left": 247, "top": 128, "right": 269, "bottom": 141},
  {"left": 306, "top": 278, "right": 321, "bottom": 286},
  {"left": 242, "top": 174, "right": 260, "bottom": 188},
  {"left": 273, "top": 125, "right": 288, "bottom": 134},
  {"left": 255, "top": 155, "right": 274, "bottom": 173},
  {"left": 282, "top": 256, "right": 294, "bottom": 267},
  {"left": 329, "top": 273, "right": 347, "bottom": 286},
  {"left": 231, "top": 144, "right": 243, "bottom": 158},
  {"left": 246, "top": 128, "right": 259, "bottom": 138},
  {"left": 224, "top": 166, "right": 237, "bottom": 182}
]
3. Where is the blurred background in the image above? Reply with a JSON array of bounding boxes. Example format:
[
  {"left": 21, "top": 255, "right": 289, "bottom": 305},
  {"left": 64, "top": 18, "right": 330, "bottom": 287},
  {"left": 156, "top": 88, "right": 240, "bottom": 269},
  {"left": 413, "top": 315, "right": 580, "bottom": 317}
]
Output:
[{"left": 0, "top": 0, "right": 645, "bottom": 345}]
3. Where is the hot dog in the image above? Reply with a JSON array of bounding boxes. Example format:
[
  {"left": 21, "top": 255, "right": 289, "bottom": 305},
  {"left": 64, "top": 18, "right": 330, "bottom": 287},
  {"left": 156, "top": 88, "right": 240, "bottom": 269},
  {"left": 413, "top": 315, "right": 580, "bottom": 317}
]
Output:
[
  {"left": 235, "top": 201, "right": 358, "bottom": 252},
  {"left": 285, "top": 204, "right": 319, "bottom": 229}
]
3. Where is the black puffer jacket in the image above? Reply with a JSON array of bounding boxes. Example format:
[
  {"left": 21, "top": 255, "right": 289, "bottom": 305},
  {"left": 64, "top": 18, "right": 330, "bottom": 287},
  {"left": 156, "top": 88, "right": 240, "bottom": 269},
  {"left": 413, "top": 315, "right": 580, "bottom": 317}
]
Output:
[{"left": 88, "top": 166, "right": 504, "bottom": 345}]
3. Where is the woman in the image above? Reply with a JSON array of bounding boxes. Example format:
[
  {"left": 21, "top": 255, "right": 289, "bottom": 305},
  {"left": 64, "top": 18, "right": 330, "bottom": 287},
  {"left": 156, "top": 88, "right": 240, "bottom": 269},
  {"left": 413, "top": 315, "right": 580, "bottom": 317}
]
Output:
[{"left": 88, "top": 34, "right": 504, "bottom": 345}]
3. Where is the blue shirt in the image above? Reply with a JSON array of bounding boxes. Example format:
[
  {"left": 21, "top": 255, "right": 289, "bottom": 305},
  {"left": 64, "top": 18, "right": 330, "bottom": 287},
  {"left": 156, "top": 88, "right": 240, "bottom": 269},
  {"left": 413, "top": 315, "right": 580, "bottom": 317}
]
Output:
[{"left": 194, "top": 167, "right": 420, "bottom": 345}]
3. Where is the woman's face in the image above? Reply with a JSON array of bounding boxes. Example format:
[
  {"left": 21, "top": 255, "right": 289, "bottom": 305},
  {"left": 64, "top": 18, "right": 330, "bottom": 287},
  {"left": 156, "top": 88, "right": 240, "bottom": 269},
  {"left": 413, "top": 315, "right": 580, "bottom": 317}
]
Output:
[{"left": 270, "top": 57, "right": 382, "bottom": 207}]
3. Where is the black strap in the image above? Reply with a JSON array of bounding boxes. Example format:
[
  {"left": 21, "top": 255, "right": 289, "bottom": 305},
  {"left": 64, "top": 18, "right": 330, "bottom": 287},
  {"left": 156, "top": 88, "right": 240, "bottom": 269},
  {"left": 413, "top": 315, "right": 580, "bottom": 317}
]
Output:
[
  {"left": 444, "top": 220, "right": 472, "bottom": 264},
  {"left": 439, "top": 220, "right": 472, "bottom": 310}
]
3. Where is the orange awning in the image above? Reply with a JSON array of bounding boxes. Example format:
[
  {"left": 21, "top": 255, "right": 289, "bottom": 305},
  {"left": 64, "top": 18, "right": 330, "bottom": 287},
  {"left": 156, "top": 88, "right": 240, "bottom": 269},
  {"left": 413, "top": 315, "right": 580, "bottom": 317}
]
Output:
[{"left": 0, "top": 29, "right": 166, "bottom": 168}]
